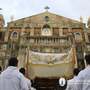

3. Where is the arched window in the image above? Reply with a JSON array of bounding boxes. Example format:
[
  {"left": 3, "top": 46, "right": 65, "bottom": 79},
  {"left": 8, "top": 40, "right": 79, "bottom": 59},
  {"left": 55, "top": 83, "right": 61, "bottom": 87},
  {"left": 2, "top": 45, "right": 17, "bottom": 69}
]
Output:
[
  {"left": 42, "top": 24, "right": 52, "bottom": 36},
  {"left": 12, "top": 32, "right": 18, "bottom": 37},
  {"left": 10, "top": 31, "right": 18, "bottom": 40},
  {"left": 74, "top": 32, "right": 82, "bottom": 41}
]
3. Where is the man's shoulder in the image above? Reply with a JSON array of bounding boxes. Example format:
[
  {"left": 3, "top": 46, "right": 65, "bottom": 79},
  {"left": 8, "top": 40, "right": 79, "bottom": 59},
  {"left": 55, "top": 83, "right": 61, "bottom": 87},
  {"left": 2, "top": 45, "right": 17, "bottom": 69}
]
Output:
[
  {"left": 77, "top": 68, "right": 90, "bottom": 79},
  {"left": 78, "top": 68, "right": 90, "bottom": 76},
  {"left": 17, "top": 71, "right": 24, "bottom": 78}
]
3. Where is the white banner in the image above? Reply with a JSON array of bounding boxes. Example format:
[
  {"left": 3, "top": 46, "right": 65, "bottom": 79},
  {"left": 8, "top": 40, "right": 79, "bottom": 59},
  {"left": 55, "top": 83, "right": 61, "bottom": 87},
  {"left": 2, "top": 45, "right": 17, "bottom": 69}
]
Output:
[
  {"left": 28, "top": 48, "right": 75, "bottom": 79},
  {"left": 29, "top": 48, "right": 73, "bottom": 64}
]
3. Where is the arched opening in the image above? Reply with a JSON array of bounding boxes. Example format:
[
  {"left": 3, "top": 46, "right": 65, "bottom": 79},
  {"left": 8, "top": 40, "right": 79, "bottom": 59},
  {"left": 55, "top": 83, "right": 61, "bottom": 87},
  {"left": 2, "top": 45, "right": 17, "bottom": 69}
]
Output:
[{"left": 42, "top": 24, "right": 52, "bottom": 36}]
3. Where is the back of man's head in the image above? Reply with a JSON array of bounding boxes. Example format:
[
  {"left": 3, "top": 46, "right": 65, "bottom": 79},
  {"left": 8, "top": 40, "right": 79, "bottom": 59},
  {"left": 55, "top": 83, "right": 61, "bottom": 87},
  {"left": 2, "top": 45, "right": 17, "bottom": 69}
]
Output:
[
  {"left": 8, "top": 57, "right": 18, "bottom": 67},
  {"left": 85, "top": 54, "right": 90, "bottom": 65},
  {"left": 0, "top": 66, "right": 2, "bottom": 70},
  {"left": 73, "top": 68, "right": 79, "bottom": 76},
  {"left": 19, "top": 68, "right": 25, "bottom": 76},
  {"left": 0, "top": 66, "right": 2, "bottom": 72}
]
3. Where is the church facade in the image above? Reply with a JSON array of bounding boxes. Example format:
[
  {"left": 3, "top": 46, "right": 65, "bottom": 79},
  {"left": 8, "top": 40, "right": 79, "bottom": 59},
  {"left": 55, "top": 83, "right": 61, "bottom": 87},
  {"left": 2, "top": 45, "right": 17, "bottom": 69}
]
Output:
[{"left": 0, "top": 10, "right": 90, "bottom": 70}]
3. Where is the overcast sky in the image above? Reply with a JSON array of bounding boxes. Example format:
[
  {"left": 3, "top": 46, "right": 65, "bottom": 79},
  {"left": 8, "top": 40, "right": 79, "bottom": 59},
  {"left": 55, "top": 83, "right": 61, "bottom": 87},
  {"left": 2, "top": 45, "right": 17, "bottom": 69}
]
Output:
[{"left": 0, "top": 0, "right": 90, "bottom": 25}]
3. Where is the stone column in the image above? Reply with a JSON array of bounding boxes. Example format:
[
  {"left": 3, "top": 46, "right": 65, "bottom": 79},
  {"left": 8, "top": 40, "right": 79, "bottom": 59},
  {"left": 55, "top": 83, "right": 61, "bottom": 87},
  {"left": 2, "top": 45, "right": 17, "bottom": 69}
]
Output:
[
  {"left": 59, "top": 28, "right": 63, "bottom": 36},
  {"left": 85, "top": 31, "right": 89, "bottom": 42},
  {"left": 30, "top": 28, "right": 34, "bottom": 36}
]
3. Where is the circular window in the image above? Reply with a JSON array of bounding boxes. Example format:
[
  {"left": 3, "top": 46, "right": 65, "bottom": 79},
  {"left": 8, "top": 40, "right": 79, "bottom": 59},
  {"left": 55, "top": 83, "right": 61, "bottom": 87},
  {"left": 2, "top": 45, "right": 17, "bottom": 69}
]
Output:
[{"left": 45, "top": 16, "right": 49, "bottom": 22}]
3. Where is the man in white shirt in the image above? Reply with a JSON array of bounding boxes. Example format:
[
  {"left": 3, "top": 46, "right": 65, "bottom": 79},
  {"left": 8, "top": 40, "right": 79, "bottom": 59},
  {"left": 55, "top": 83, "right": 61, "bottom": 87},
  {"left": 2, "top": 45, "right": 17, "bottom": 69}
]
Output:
[
  {"left": 76, "top": 54, "right": 90, "bottom": 90},
  {"left": 66, "top": 68, "right": 80, "bottom": 90},
  {"left": 0, "top": 57, "right": 29, "bottom": 90},
  {"left": 19, "top": 68, "right": 36, "bottom": 90}
]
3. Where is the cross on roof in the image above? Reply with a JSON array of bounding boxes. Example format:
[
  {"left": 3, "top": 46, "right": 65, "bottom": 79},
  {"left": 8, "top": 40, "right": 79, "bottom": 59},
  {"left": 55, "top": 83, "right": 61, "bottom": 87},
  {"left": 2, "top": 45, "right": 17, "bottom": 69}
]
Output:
[
  {"left": 44, "top": 6, "right": 50, "bottom": 11},
  {"left": 0, "top": 8, "right": 2, "bottom": 15},
  {"left": 0, "top": 8, "right": 2, "bottom": 10}
]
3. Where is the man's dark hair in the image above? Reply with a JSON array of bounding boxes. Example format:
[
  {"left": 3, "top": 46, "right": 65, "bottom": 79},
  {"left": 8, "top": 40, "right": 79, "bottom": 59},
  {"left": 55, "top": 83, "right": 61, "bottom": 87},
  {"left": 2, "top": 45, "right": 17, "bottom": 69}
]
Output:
[
  {"left": 85, "top": 54, "right": 90, "bottom": 65},
  {"left": 8, "top": 57, "right": 18, "bottom": 66},
  {"left": 19, "top": 68, "right": 25, "bottom": 75},
  {"left": 0, "top": 66, "right": 2, "bottom": 71},
  {"left": 73, "top": 68, "right": 79, "bottom": 76}
]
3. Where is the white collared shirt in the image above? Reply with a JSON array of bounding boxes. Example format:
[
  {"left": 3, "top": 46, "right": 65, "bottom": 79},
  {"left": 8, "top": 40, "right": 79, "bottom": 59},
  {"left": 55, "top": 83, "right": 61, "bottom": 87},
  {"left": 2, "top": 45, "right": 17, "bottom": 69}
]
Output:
[
  {"left": 25, "top": 77, "right": 31, "bottom": 90},
  {"left": 25, "top": 77, "right": 36, "bottom": 90},
  {"left": 0, "top": 66, "right": 29, "bottom": 90},
  {"left": 77, "top": 66, "right": 90, "bottom": 90}
]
